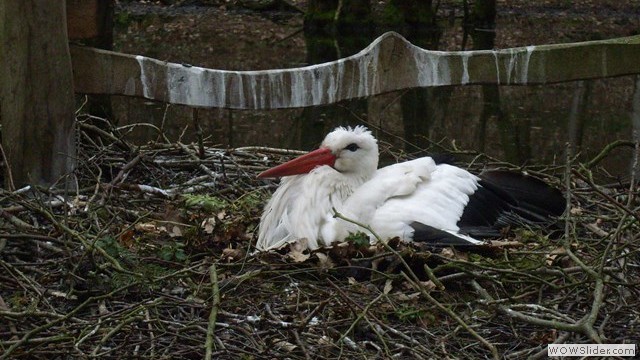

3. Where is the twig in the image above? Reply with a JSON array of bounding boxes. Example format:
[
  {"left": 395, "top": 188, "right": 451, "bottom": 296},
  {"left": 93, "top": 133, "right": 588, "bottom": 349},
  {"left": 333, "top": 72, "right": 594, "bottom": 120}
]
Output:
[
  {"left": 0, "top": 143, "right": 16, "bottom": 191},
  {"left": 205, "top": 263, "right": 220, "bottom": 360},
  {"left": 292, "top": 330, "right": 312, "bottom": 360},
  {"left": 78, "top": 122, "right": 132, "bottom": 152},
  {"left": 584, "top": 140, "right": 635, "bottom": 169},
  {"left": 573, "top": 169, "right": 640, "bottom": 223},
  {"left": 109, "top": 153, "right": 144, "bottom": 186},
  {"left": 177, "top": 142, "right": 220, "bottom": 183}
]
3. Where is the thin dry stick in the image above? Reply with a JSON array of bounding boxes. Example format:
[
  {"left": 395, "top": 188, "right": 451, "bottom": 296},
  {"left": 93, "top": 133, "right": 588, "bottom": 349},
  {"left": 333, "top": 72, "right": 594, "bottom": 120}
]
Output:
[
  {"left": 154, "top": 103, "right": 172, "bottom": 145},
  {"left": 572, "top": 169, "right": 640, "bottom": 223},
  {"left": 78, "top": 122, "right": 131, "bottom": 152},
  {"left": 144, "top": 308, "right": 156, "bottom": 359},
  {"left": 0, "top": 143, "right": 16, "bottom": 191},
  {"left": 177, "top": 142, "right": 220, "bottom": 182},
  {"left": 584, "top": 139, "right": 635, "bottom": 169},
  {"left": 109, "top": 153, "right": 144, "bottom": 186},
  {"left": 205, "top": 263, "right": 221, "bottom": 360},
  {"left": 292, "top": 330, "right": 312, "bottom": 360}
]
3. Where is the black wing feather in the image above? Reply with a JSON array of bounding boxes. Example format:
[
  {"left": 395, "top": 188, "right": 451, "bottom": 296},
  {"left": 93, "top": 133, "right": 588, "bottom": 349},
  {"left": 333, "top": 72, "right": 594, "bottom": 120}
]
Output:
[
  {"left": 409, "top": 222, "right": 481, "bottom": 246},
  {"left": 458, "top": 170, "right": 564, "bottom": 240}
]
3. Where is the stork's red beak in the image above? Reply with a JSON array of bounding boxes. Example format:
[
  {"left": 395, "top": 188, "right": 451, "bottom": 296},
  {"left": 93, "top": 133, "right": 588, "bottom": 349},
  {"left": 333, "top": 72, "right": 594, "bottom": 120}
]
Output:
[{"left": 258, "top": 147, "right": 336, "bottom": 178}]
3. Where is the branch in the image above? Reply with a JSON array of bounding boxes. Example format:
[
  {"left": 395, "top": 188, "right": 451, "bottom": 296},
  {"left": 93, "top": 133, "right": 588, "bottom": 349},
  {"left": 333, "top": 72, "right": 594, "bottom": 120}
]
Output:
[{"left": 205, "top": 263, "right": 221, "bottom": 360}]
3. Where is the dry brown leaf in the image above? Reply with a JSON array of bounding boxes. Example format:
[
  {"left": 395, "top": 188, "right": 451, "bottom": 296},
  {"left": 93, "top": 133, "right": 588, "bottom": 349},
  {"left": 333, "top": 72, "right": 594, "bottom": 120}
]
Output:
[
  {"left": 287, "top": 238, "right": 310, "bottom": 262},
  {"left": 135, "top": 222, "right": 159, "bottom": 233},
  {"left": 441, "top": 247, "right": 455, "bottom": 258},
  {"left": 546, "top": 246, "right": 567, "bottom": 266},
  {"left": 222, "top": 247, "right": 245, "bottom": 261},
  {"left": 440, "top": 247, "right": 468, "bottom": 260},
  {"left": 169, "top": 225, "right": 183, "bottom": 237},
  {"left": 201, "top": 217, "right": 216, "bottom": 234},
  {"left": 119, "top": 229, "right": 135, "bottom": 248},
  {"left": 274, "top": 340, "right": 297, "bottom": 352},
  {"left": 570, "top": 206, "right": 584, "bottom": 215},
  {"left": 315, "top": 252, "right": 335, "bottom": 270},
  {"left": 383, "top": 279, "right": 393, "bottom": 294},
  {"left": 395, "top": 292, "right": 421, "bottom": 301},
  {"left": 419, "top": 280, "right": 437, "bottom": 291}
]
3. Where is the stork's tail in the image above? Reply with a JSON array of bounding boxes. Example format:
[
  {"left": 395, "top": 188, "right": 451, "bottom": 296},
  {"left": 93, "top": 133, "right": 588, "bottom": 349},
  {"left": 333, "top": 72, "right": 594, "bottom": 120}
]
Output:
[
  {"left": 458, "top": 170, "right": 565, "bottom": 239},
  {"left": 479, "top": 170, "right": 565, "bottom": 220}
]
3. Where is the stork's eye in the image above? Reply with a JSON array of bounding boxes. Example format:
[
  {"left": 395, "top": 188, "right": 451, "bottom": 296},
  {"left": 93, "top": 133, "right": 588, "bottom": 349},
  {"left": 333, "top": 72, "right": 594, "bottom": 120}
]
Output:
[{"left": 345, "top": 143, "right": 359, "bottom": 152}]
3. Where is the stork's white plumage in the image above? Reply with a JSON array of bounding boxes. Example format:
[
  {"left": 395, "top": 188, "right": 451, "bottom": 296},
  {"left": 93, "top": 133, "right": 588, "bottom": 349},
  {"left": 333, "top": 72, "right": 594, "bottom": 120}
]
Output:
[{"left": 256, "top": 126, "right": 563, "bottom": 251}]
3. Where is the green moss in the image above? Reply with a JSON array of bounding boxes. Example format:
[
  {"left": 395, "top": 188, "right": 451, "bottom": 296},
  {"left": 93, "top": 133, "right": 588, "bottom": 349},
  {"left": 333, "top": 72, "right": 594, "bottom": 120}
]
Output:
[
  {"left": 183, "top": 194, "right": 228, "bottom": 213},
  {"left": 345, "top": 231, "right": 370, "bottom": 247},
  {"left": 395, "top": 304, "right": 430, "bottom": 322}
]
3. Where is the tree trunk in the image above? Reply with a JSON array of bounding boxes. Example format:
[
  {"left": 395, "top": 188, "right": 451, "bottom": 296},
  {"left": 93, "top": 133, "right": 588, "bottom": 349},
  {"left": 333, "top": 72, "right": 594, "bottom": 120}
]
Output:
[
  {"left": 305, "top": 0, "right": 372, "bottom": 34},
  {"left": 0, "top": 0, "right": 76, "bottom": 189}
]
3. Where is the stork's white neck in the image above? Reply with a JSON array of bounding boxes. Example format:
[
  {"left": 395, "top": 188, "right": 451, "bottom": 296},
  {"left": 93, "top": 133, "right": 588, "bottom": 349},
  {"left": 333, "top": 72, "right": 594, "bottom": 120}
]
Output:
[{"left": 256, "top": 165, "right": 372, "bottom": 250}]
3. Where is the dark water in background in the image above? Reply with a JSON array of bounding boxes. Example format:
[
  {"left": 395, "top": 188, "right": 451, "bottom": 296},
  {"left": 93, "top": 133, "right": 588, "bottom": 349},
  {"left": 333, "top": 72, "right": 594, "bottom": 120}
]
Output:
[{"left": 112, "top": 3, "right": 640, "bottom": 179}]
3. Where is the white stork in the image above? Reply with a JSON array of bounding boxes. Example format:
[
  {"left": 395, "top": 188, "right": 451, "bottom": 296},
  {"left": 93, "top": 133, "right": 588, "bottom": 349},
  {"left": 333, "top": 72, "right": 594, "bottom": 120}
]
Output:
[{"left": 256, "top": 126, "right": 564, "bottom": 251}]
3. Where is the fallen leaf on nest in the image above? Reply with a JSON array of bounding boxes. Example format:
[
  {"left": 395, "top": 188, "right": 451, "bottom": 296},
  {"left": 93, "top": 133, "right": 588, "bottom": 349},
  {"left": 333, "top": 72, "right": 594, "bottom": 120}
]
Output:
[
  {"left": 287, "top": 238, "right": 310, "bottom": 262},
  {"left": 318, "top": 336, "right": 332, "bottom": 346},
  {"left": 273, "top": 340, "right": 297, "bottom": 352},
  {"left": 419, "top": 280, "right": 437, "bottom": 291},
  {"left": 201, "top": 217, "right": 216, "bottom": 234},
  {"left": 315, "top": 253, "right": 334, "bottom": 270},
  {"left": 383, "top": 279, "right": 393, "bottom": 294},
  {"left": 119, "top": 229, "right": 135, "bottom": 248},
  {"left": 222, "top": 247, "right": 245, "bottom": 261},
  {"left": 546, "top": 246, "right": 567, "bottom": 266},
  {"left": 440, "top": 247, "right": 468, "bottom": 260},
  {"left": 395, "top": 292, "right": 420, "bottom": 301},
  {"left": 135, "top": 222, "right": 159, "bottom": 233},
  {"left": 134, "top": 222, "right": 184, "bottom": 238},
  {"left": 162, "top": 204, "right": 183, "bottom": 223},
  {"left": 98, "top": 300, "right": 108, "bottom": 315},
  {"left": 169, "top": 225, "right": 183, "bottom": 237}
]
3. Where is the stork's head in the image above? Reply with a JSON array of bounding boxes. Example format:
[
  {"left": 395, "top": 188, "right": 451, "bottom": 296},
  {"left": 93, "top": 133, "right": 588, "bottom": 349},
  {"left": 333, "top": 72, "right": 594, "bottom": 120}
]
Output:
[{"left": 258, "top": 126, "right": 379, "bottom": 179}]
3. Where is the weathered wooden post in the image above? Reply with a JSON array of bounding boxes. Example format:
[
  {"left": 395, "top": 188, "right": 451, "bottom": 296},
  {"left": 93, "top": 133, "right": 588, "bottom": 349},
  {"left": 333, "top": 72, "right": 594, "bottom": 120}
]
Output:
[
  {"left": 0, "top": 0, "right": 76, "bottom": 189},
  {"left": 67, "top": 0, "right": 115, "bottom": 119}
]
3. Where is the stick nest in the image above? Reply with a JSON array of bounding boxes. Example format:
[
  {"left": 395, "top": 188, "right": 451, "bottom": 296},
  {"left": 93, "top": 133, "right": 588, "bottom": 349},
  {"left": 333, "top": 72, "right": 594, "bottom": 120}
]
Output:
[{"left": 1, "top": 114, "right": 639, "bottom": 359}]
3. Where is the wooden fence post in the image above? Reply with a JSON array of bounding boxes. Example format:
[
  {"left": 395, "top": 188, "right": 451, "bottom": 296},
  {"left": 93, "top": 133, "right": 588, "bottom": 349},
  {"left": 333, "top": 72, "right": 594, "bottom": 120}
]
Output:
[{"left": 0, "top": 0, "right": 76, "bottom": 189}]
